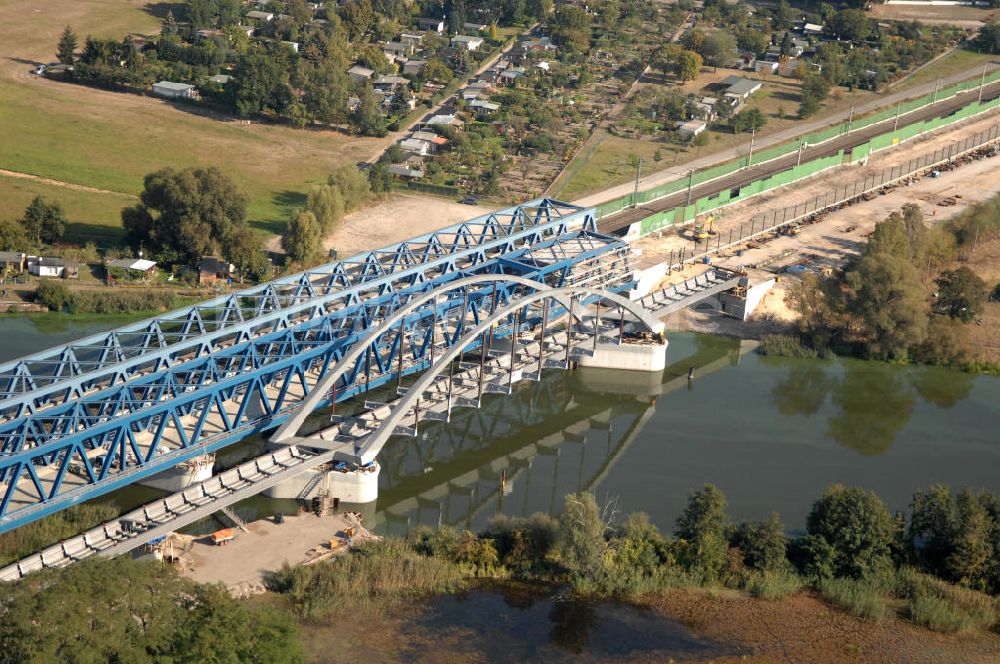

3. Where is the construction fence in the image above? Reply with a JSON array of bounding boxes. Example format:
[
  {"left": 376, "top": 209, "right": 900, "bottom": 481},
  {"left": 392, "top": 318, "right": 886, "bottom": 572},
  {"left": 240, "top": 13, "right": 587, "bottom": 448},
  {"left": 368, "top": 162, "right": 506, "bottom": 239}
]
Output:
[
  {"left": 655, "top": 122, "right": 1000, "bottom": 272},
  {"left": 594, "top": 71, "right": 1000, "bottom": 223}
]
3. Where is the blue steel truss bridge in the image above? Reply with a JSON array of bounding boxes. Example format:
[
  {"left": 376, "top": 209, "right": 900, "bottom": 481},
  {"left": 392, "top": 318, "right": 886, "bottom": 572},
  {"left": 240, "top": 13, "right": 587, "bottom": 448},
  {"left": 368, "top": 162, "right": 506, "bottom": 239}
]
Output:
[{"left": 0, "top": 198, "right": 640, "bottom": 535}]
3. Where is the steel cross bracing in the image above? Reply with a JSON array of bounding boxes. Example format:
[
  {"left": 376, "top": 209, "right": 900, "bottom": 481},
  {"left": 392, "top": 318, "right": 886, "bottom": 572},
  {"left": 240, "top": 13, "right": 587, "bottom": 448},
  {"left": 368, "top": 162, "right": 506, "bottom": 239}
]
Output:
[
  {"left": 0, "top": 281, "right": 661, "bottom": 580},
  {"left": 0, "top": 198, "right": 585, "bottom": 417},
  {"left": 0, "top": 200, "right": 637, "bottom": 533}
]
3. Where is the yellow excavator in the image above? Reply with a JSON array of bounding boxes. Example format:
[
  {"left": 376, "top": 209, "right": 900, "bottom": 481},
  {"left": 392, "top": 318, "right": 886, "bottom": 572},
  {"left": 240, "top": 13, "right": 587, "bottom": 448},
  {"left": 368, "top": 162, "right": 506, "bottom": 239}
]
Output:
[{"left": 693, "top": 215, "right": 717, "bottom": 243}]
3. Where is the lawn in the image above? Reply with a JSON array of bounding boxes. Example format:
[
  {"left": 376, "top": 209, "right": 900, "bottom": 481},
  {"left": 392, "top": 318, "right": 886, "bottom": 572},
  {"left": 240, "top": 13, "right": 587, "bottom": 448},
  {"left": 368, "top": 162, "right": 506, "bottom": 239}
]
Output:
[
  {"left": 891, "top": 47, "right": 996, "bottom": 92},
  {"left": 0, "top": 175, "right": 134, "bottom": 245},
  {"left": 0, "top": 0, "right": 379, "bottom": 239}
]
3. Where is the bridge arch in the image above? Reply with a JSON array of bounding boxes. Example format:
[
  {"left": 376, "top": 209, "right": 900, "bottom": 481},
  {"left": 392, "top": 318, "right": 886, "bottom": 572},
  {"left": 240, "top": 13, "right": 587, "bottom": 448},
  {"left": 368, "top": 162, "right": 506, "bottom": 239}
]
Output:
[{"left": 278, "top": 283, "right": 665, "bottom": 464}]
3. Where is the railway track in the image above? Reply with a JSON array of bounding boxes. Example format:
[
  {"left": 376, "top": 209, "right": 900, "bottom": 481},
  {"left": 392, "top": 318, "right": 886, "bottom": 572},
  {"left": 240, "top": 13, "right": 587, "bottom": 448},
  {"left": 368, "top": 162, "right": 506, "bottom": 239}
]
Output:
[{"left": 597, "top": 80, "right": 1000, "bottom": 235}]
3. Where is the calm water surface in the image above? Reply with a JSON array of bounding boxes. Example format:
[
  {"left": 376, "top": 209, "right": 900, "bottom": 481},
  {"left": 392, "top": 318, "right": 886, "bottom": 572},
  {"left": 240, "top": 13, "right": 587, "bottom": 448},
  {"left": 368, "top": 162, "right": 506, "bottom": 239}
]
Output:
[{"left": 1, "top": 316, "right": 998, "bottom": 535}]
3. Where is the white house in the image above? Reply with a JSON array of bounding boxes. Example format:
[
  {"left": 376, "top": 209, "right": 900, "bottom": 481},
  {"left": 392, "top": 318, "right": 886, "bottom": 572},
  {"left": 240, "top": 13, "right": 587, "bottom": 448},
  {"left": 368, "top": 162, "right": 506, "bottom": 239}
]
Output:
[
  {"left": 400, "top": 138, "right": 432, "bottom": 155},
  {"left": 426, "top": 114, "right": 464, "bottom": 129},
  {"left": 152, "top": 81, "right": 196, "bottom": 99},
  {"left": 678, "top": 120, "right": 707, "bottom": 139},
  {"left": 803, "top": 23, "right": 823, "bottom": 35},
  {"left": 754, "top": 60, "right": 779, "bottom": 74},
  {"left": 451, "top": 35, "right": 484, "bottom": 51},
  {"left": 29, "top": 257, "right": 77, "bottom": 279}
]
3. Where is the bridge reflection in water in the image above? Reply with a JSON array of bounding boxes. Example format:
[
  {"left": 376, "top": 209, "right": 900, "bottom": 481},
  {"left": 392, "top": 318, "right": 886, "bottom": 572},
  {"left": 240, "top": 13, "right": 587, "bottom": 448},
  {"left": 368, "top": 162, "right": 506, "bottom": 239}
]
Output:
[
  {"left": 370, "top": 334, "right": 745, "bottom": 535},
  {"left": 91, "top": 334, "right": 742, "bottom": 538}
]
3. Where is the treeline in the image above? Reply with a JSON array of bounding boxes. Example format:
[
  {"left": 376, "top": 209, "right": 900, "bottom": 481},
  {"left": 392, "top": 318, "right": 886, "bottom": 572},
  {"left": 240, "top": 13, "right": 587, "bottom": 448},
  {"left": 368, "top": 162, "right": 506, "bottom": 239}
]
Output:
[
  {"left": 0, "top": 557, "right": 303, "bottom": 664},
  {"left": 780, "top": 201, "right": 997, "bottom": 365},
  {"left": 36, "top": 281, "right": 179, "bottom": 314},
  {"left": 270, "top": 484, "right": 1000, "bottom": 633},
  {"left": 281, "top": 165, "right": 376, "bottom": 265}
]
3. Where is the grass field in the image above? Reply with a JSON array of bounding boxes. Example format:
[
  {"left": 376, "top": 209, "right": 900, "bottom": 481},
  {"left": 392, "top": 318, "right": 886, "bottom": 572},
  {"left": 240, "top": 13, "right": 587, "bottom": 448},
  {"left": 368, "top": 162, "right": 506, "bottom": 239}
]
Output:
[
  {"left": 892, "top": 48, "right": 996, "bottom": 93},
  {"left": 0, "top": 174, "right": 134, "bottom": 244},
  {"left": 0, "top": 0, "right": 378, "bottom": 239}
]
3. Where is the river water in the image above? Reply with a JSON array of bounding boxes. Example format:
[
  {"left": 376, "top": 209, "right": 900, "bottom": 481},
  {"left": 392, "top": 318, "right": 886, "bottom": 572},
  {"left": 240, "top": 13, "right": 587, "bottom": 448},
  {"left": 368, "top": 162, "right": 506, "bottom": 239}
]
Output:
[
  {"left": 4, "top": 314, "right": 999, "bottom": 658},
  {"left": 2, "top": 314, "right": 997, "bottom": 536}
]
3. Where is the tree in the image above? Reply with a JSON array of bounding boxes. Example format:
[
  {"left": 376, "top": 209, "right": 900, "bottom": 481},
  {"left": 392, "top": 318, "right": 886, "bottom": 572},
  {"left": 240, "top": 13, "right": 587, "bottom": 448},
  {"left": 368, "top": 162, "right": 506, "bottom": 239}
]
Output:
[
  {"left": 306, "top": 184, "right": 345, "bottom": 233},
  {"left": 653, "top": 43, "right": 682, "bottom": 74},
  {"left": 0, "top": 557, "right": 303, "bottom": 664},
  {"left": 557, "top": 492, "right": 610, "bottom": 581},
  {"left": 227, "top": 226, "right": 271, "bottom": 282},
  {"left": 229, "top": 48, "right": 293, "bottom": 118},
  {"left": 421, "top": 59, "right": 453, "bottom": 84},
  {"left": 20, "top": 196, "right": 67, "bottom": 245},
  {"left": 977, "top": 21, "right": 1000, "bottom": 54},
  {"left": 731, "top": 107, "right": 766, "bottom": 133},
  {"left": 351, "top": 85, "right": 386, "bottom": 137},
  {"left": 934, "top": 267, "right": 987, "bottom": 322},
  {"left": 300, "top": 60, "right": 350, "bottom": 124},
  {"left": 162, "top": 10, "right": 179, "bottom": 35},
  {"left": 947, "top": 490, "right": 994, "bottom": 590},
  {"left": 389, "top": 85, "right": 412, "bottom": 116},
  {"left": 731, "top": 513, "right": 788, "bottom": 572},
  {"left": 367, "top": 161, "right": 393, "bottom": 193},
  {"left": 699, "top": 30, "right": 737, "bottom": 67},
  {"left": 799, "top": 73, "right": 830, "bottom": 118},
  {"left": 282, "top": 210, "right": 323, "bottom": 264},
  {"left": 843, "top": 254, "right": 927, "bottom": 358},
  {"left": 121, "top": 166, "right": 248, "bottom": 263},
  {"left": 675, "top": 484, "right": 729, "bottom": 579},
  {"left": 806, "top": 485, "right": 895, "bottom": 580},
  {"left": 551, "top": 5, "right": 591, "bottom": 52},
  {"left": 57, "top": 26, "right": 77, "bottom": 64},
  {"left": 528, "top": 0, "right": 553, "bottom": 22},
  {"left": 0, "top": 218, "right": 28, "bottom": 252},
  {"left": 908, "top": 484, "right": 957, "bottom": 576},
  {"left": 865, "top": 214, "right": 912, "bottom": 260},
  {"left": 36, "top": 280, "right": 73, "bottom": 311},
  {"left": 677, "top": 50, "right": 702, "bottom": 82},
  {"left": 827, "top": 9, "right": 872, "bottom": 42}
]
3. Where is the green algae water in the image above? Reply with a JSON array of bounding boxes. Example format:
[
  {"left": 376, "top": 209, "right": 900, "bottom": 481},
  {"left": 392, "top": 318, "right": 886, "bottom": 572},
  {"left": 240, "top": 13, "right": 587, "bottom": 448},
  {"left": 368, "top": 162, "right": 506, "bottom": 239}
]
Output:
[{"left": 1, "top": 317, "right": 998, "bottom": 534}]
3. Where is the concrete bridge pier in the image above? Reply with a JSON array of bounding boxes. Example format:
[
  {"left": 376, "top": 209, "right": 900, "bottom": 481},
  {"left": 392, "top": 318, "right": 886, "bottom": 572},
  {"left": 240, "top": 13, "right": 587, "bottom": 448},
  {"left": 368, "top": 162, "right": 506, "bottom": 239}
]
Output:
[
  {"left": 574, "top": 339, "right": 668, "bottom": 373},
  {"left": 262, "top": 457, "right": 380, "bottom": 504}
]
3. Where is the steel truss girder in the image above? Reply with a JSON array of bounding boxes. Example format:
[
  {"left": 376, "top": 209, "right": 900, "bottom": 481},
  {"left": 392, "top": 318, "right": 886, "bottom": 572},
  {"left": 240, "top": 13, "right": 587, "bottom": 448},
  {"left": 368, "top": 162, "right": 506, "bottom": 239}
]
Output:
[
  {"left": 0, "top": 198, "right": 591, "bottom": 418},
  {"left": 0, "top": 229, "right": 630, "bottom": 533}
]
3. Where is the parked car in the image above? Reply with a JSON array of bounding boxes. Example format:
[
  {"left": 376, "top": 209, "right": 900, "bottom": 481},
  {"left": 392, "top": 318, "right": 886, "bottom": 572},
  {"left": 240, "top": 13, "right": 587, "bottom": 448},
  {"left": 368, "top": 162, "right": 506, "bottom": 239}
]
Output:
[
  {"left": 33, "top": 65, "right": 47, "bottom": 75},
  {"left": 460, "top": 196, "right": 478, "bottom": 205}
]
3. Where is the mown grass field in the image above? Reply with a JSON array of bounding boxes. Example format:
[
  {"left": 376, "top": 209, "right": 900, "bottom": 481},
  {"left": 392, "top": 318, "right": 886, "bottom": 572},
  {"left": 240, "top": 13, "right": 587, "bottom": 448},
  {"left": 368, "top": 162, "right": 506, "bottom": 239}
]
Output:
[
  {"left": 893, "top": 47, "right": 996, "bottom": 92},
  {"left": 0, "top": 175, "right": 134, "bottom": 244},
  {"left": 0, "top": 0, "right": 378, "bottom": 239}
]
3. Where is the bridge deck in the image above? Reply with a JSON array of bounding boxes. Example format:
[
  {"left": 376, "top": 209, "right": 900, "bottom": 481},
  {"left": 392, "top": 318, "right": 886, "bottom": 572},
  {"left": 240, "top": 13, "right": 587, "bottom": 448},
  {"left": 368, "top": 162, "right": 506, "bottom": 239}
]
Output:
[{"left": 639, "top": 268, "right": 744, "bottom": 318}]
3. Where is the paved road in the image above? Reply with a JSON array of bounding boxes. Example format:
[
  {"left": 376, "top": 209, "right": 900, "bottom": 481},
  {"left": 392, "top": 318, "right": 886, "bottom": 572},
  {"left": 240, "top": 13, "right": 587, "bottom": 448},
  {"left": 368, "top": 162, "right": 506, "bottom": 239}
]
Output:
[
  {"left": 596, "top": 76, "right": 1000, "bottom": 234},
  {"left": 576, "top": 61, "right": 1000, "bottom": 209}
]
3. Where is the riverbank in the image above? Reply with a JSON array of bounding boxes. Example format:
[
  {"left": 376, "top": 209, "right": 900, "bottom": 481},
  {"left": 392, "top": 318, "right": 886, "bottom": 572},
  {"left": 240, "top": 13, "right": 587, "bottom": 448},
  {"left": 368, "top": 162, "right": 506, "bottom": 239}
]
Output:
[{"left": 292, "top": 582, "right": 1000, "bottom": 663}]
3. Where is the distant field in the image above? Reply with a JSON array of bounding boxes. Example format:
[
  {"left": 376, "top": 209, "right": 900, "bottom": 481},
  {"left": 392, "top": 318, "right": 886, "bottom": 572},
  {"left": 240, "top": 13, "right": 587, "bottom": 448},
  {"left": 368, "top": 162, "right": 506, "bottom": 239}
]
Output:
[{"left": 0, "top": 0, "right": 377, "bottom": 238}]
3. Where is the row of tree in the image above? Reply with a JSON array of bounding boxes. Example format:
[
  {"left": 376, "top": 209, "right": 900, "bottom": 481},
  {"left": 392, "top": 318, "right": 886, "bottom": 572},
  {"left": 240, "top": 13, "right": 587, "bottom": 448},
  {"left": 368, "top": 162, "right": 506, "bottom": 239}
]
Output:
[
  {"left": 281, "top": 166, "right": 375, "bottom": 265},
  {"left": 787, "top": 201, "right": 993, "bottom": 363}
]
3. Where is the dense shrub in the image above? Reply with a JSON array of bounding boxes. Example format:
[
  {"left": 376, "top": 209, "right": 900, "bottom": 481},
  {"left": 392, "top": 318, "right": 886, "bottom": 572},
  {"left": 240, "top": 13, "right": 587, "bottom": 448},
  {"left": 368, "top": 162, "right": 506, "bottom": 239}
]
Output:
[
  {"left": 759, "top": 334, "right": 819, "bottom": 359},
  {"left": 266, "top": 539, "right": 464, "bottom": 618},
  {"left": 35, "top": 280, "right": 72, "bottom": 312},
  {"left": 897, "top": 568, "right": 998, "bottom": 633},
  {"left": 818, "top": 577, "right": 888, "bottom": 622}
]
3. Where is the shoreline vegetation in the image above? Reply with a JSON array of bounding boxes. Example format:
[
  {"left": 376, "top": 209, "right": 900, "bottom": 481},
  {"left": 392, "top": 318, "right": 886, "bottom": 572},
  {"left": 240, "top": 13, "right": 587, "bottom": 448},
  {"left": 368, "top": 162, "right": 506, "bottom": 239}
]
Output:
[
  {"left": 760, "top": 194, "right": 1000, "bottom": 374},
  {"left": 4, "top": 484, "right": 1000, "bottom": 661}
]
